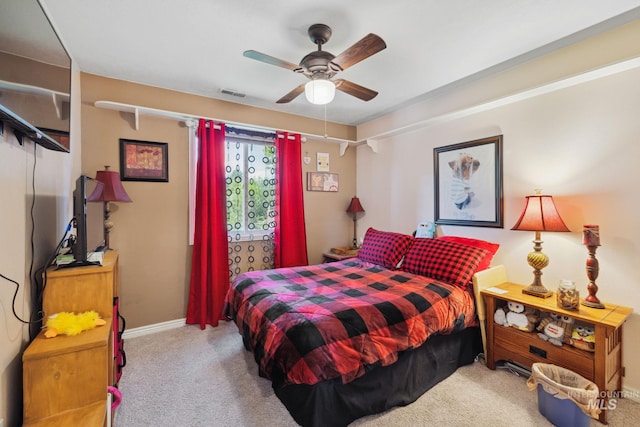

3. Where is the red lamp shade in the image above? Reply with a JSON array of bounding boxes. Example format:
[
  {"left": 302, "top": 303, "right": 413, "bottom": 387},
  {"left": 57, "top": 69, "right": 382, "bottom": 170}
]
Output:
[
  {"left": 88, "top": 168, "right": 132, "bottom": 203},
  {"left": 347, "top": 197, "right": 365, "bottom": 249},
  {"left": 511, "top": 194, "right": 569, "bottom": 232},
  {"left": 346, "top": 197, "right": 365, "bottom": 214},
  {"left": 511, "top": 192, "right": 569, "bottom": 298}
]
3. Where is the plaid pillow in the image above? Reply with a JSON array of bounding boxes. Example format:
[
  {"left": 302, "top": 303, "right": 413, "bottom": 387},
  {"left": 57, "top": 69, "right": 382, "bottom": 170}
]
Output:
[
  {"left": 436, "top": 236, "right": 499, "bottom": 271},
  {"left": 357, "top": 228, "right": 414, "bottom": 270},
  {"left": 401, "top": 238, "right": 489, "bottom": 288}
]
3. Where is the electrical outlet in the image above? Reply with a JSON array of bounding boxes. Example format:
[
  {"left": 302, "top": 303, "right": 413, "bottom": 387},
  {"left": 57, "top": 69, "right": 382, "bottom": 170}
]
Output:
[{"left": 0, "top": 417, "right": 5, "bottom": 427}]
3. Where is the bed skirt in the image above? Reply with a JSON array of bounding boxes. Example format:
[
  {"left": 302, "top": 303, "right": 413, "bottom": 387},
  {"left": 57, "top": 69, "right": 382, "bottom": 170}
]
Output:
[{"left": 274, "top": 326, "right": 482, "bottom": 427}]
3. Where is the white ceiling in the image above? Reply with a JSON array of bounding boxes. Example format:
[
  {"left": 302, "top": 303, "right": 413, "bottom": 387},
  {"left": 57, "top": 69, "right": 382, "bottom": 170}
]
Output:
[{"left": 28, "top": 1, "right": 640, "bottom": 125}]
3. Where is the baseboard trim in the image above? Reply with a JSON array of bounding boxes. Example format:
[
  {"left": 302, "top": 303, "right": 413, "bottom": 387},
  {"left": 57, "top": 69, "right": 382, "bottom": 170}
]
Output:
[
  {"left": 122, "top": 318, "right": 186, "bottom": 339},
  {"left": 623, "top": 385, "right": 640, "bottom": 403}
]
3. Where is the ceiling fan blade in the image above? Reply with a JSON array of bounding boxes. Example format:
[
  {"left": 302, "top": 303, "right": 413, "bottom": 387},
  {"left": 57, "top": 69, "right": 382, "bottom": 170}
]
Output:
[
  {"left": 334, "top": 79, "right": 378, "bottom": 101},
  {"left": 331, "top": 33, "right": 386, "bottom": 71},
  {"left": 276, "top": 83, "right": 306, "bottom": 103},
  {"left": 243, "top": 50, "right": 303, "bottom": 72}
]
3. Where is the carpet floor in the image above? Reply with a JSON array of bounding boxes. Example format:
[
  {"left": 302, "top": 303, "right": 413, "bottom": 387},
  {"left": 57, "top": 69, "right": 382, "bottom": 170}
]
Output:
[{"left": 113, "top": 321, "right": 638, "bottom": 426}]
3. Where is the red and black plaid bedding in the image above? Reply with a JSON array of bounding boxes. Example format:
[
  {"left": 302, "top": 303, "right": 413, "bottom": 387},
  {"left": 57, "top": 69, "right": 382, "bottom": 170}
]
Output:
[{"left": 223, "top": 258, "right": 478, "bottom": 388}]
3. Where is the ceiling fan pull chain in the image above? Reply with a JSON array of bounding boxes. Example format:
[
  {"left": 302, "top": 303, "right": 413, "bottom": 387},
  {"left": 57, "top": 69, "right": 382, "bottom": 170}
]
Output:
[{"left": 324, "top": 104, "right": 328, "bottom": 138}]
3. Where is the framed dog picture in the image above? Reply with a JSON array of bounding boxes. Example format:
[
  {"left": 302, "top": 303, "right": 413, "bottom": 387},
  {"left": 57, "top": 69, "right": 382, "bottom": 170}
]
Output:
[{"left": 434, "top": 135, "right": 503, "bottom": 228}]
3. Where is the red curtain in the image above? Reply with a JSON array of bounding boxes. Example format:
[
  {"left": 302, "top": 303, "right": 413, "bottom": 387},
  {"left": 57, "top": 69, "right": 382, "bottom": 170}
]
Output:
[
  {"left": 186, "top": 119, "right": 228, "bottom": 329},
  {"left": 274, "top": 131, "right": 309, "bottom": 268}
]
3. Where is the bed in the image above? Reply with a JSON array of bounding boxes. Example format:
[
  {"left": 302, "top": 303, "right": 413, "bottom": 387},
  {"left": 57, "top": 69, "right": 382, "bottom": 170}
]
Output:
[{"left": 224, "top": 229, "right": 503, "bottom": 426}]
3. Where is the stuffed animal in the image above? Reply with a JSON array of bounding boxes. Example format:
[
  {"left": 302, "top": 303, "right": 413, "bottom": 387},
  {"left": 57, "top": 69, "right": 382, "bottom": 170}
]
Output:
[
  {"left": 570, "top": 324, "right": 596, "bottom": 352},
  {"left": 44, "top": 310, "right": 106, "bottom": 338},
  {"left": 494, "top": 301, "right": 540, "bottom": 332},
  {"left": 536, "top": 312, "right": 574, "bottom": 346}
]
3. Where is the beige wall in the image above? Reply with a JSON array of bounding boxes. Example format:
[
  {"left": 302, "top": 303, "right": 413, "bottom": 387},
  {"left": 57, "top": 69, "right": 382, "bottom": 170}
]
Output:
[
  {"left": 0, "top": 52, "right": 71, "bottom": 132},
  {"left": 302, "top": 138, "right": 358, "bottom": 264},
  {"left": 356, "top": 21, "right": 640, "bottom": 393},
  {"left": 80, "top": 74, "right": 357, "bottom": 329},
  {"left": 0, "top": 69, "right": 80, "bottom": 427}
]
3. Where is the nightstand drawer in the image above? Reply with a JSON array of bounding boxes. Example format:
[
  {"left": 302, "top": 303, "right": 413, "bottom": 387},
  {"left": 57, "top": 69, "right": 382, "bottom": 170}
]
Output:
[{"left": 494, "top": 325, "right": 594, "bottom": 379}]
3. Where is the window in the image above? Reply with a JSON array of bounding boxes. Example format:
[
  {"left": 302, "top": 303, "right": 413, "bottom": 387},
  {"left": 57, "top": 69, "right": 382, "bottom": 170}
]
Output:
[
  {"left": 188, "top": 125, "right": 277, "bottom": 277},
  {"left": 225, "top": 136, "right": 276, "bottom": 241}
]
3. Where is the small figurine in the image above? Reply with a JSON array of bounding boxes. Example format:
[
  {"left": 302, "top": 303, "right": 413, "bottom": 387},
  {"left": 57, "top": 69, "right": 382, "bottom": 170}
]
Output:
[
  {"left": 494, "top": 301, "right": 540, "bottom": 332},
  {"left": 570, "top": 324, "right": 596, "bottom": 352},
  {"left": 537, "top": 312, "right": 574, "bottom": 346}
]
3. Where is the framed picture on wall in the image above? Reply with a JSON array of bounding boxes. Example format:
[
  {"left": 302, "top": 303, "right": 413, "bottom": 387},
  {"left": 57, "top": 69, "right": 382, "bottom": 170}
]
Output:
[
  {"left": 119, "top": 139, "right": 169, "bottom": 182},
  {"left": 307, "top": 172, "right": 339, "bottom": 192},
  {"left": 316, "top": 152, "right": 330, "bottom": 171},
  {"left": 434, "top": 135, "right": 503, "bottom": 228},
  {"left": 39, "top": 127, "right": 70, "bottom": 151}
]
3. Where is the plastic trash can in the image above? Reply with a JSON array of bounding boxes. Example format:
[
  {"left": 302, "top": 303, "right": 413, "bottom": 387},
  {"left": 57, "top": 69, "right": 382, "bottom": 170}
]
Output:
[{"left": 527, "top": 363, "right": 600, "bottom": 427}]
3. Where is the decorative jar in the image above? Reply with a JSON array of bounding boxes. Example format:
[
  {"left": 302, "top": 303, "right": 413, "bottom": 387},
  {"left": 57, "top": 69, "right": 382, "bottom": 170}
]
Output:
[{"left": 557, "top": 280, "right": 579, "bottom": 310}]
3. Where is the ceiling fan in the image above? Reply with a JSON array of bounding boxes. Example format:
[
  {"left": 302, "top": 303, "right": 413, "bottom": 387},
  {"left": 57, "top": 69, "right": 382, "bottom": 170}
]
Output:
[{"left": 243, "top": 23, "right": 386, "bottom": 105}]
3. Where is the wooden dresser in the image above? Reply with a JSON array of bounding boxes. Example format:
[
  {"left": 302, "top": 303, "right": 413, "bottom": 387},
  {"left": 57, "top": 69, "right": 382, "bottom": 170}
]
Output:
[
  {"left": 482, "top": 282, "right": 632, "bottom": 424},
  {"left": 22, "top": 250, "right": 120, "bottom": 426}
]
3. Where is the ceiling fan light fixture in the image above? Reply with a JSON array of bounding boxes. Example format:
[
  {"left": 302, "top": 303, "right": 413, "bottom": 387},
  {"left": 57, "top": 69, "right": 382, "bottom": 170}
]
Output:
[{"left": 304, "top": 79, "right": 335, "bottom": 105}]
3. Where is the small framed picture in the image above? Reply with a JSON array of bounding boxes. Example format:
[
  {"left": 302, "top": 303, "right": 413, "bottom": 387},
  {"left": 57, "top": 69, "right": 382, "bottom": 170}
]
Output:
[
  {"left": 316, "top": 152, "right": 330, "bottom": 171},
  {"left": 39, "top": 127, "right": 70, "bottom": 151},
  {"left": 307, "top": 172, "right": 339, "bottom": 192},
  {"left": 119, "top": 139, "right": 169, "bottom": 182}
]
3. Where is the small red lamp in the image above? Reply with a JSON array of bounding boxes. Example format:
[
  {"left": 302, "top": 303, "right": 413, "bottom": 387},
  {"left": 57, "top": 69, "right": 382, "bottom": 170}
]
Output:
[
  {"left": 511, "top": 190, "right": 570, "bottom": 297},
  {"left": 346, "top": 196, "right": 365, "bottom": 249},
  {"left": 88, "top": 166, "right": 132, "bottom": 249}
]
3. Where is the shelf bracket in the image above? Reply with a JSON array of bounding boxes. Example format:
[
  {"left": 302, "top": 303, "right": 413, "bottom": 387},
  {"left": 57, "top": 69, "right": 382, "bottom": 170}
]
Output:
[
  {"left": 134, "top": 107, "right": 140, "bottom": 131},
  {"left": 52, "top": 93, "right": 64, "bottom": 119},
  {"left": 366, "top": 139, "right": 378, "bottom": 153},
  {"left": 339, "top": 141, "right": 349, "bottom": 156}
]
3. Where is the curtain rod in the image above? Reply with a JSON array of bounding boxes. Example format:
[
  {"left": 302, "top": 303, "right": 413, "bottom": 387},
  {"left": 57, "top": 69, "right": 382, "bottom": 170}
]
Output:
[{"left": 93, "top": 100, "right": 357, "bottom": 147}]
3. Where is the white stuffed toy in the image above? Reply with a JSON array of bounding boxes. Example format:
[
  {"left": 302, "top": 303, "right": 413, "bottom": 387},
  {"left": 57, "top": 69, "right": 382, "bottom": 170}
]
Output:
[{"left": 494, "top": 301, "right": 540, "bottom": 332}]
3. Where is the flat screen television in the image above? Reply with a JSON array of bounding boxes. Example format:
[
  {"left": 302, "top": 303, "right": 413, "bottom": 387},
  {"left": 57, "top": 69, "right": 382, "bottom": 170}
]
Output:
[
  {"left": 70, "top": 176, "right": 106, "bottom": 266},
  {"left": 0, "top": 0, "right": 71, "bottom": 152}
]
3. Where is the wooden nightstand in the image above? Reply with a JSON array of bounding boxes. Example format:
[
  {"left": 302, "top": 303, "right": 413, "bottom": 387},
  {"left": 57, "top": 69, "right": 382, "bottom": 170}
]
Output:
[
  {"left": 322, "top": 250, "right": 359, "bottom": 263},
  {"left": 482, "top": 282, "right": 632, "bottom": 424}
]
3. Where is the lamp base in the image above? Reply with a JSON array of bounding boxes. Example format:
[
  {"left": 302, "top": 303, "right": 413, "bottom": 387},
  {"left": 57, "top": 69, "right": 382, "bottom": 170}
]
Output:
[
  {"left": 581, "top": 246, "right": 605, "bottom": 309},
  {"left": 523, "top": 238, "right": 552, "bottom": 298},
  {"left": 581, "top": 298, "right": 605, "bottom": 309},
  {"left": 522, "top": 285, "right": 553, "bottom": 298}
]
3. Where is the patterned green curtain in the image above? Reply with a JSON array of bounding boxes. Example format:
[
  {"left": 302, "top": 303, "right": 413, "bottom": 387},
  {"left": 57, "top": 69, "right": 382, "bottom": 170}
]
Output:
[{"left": 225, "top": 127, "right": 277, "bottom": 281}]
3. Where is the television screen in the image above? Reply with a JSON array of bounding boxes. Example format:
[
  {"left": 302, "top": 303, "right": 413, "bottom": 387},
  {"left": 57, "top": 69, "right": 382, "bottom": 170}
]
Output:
[
  {"left": 71, "top": 176, "right": 105, "bottom": 266},
  {"left": 85, "top": 178, "right": 106, "bottom": 253}
]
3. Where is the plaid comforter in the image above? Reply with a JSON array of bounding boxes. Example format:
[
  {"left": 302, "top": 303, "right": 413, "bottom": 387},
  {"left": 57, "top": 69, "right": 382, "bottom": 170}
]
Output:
[{"left": 223, "top": 258, "right": 478, "bottom": 388}]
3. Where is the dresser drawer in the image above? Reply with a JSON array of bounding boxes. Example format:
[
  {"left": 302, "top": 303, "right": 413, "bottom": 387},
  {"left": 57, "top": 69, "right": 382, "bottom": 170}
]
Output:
[{"left": 493, "top": 324, "right": 594, "bottom": 379}]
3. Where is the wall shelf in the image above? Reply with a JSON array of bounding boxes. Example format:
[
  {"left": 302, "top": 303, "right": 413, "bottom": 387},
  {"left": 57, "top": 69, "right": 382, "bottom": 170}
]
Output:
[{"left": 94, "top": 100, "right": 366, "bottom": 156}]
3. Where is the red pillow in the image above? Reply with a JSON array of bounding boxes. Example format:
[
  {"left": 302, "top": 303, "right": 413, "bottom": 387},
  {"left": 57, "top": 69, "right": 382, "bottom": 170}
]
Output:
[
  {"left": 357, "top": 228, "right": 414, "bottom": 270},
  {"left": 436, "top": 236, "right": 499, "bottom": 271},
  {"left": 401, "top": 238, "right": 489, "bottom": 288}
]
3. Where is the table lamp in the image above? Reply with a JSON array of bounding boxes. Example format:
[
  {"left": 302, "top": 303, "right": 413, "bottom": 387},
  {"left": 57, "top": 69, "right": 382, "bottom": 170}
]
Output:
[
  {"left": 346, "top": 196, "right": 365, "bottom": 249},
  {"left": 88, "top": 166, "right": 132, "bottom": 249},
  {"left": 511, "top": 190, "right": 570, "bottom": 297}
]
